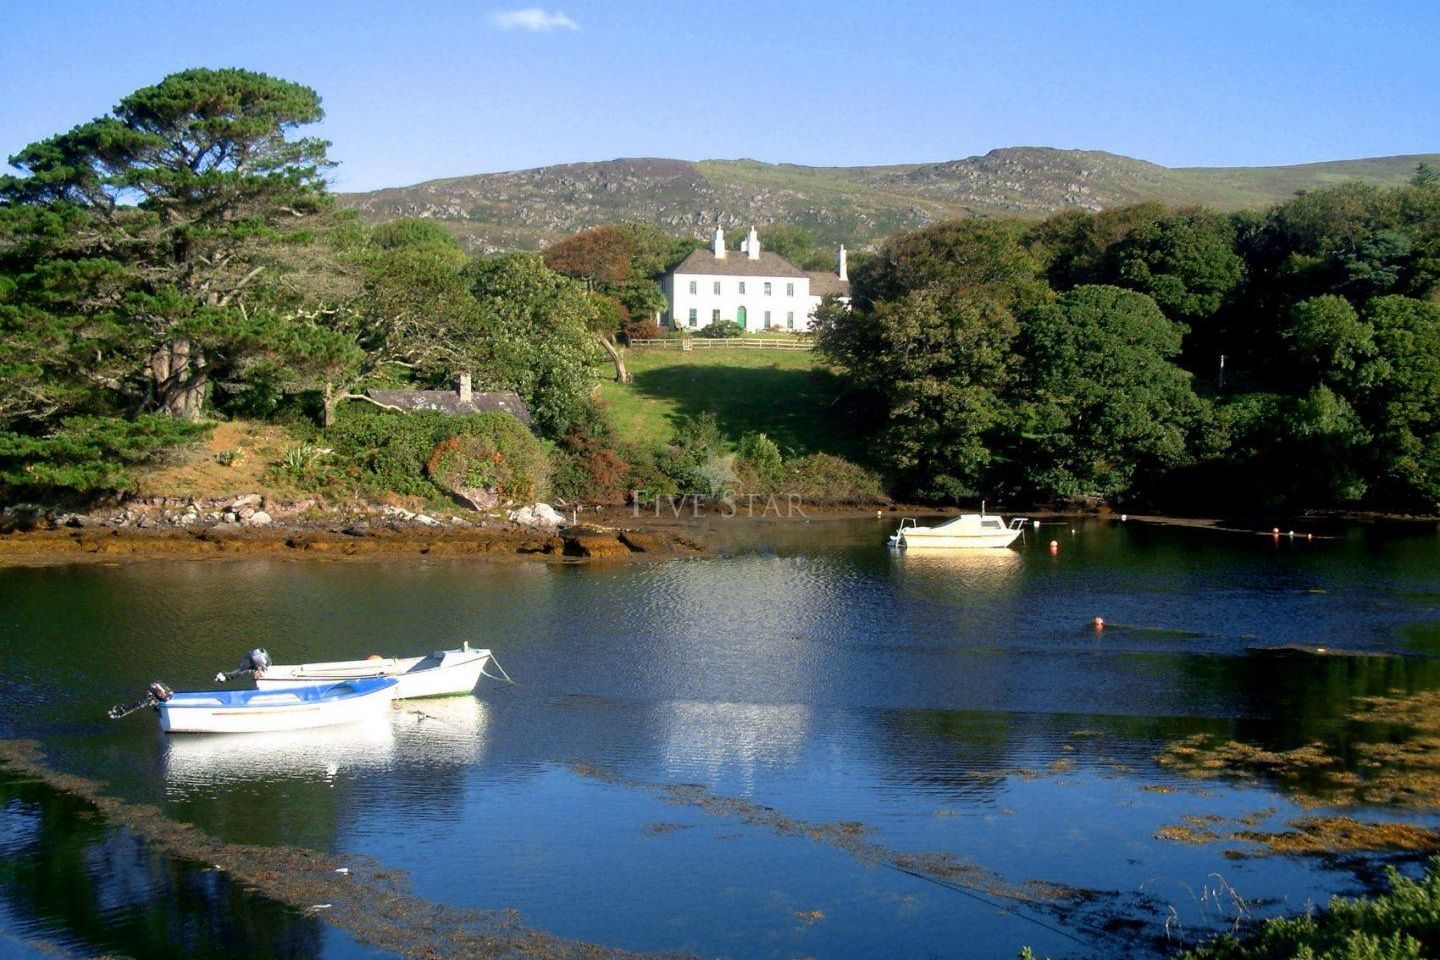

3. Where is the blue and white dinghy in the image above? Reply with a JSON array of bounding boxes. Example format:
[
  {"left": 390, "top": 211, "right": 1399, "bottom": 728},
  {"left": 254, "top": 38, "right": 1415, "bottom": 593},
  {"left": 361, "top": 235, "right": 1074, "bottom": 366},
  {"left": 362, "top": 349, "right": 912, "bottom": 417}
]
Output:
[{"left": 110, "top": 677, "right": 399, "bottom": 734}]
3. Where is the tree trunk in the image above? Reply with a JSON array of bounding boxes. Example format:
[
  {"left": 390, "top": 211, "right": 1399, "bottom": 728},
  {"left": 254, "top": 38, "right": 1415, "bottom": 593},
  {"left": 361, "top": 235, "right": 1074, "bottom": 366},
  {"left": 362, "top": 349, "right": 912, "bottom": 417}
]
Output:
[
  {"left": 149, "top": 337, "right": 207, "bottom": 420},
  {"left": 321, "top": 381, "right": 337, "bottom": 428},
  {"left": 598, "top": 335, "right": 631, "bottom": 384}
]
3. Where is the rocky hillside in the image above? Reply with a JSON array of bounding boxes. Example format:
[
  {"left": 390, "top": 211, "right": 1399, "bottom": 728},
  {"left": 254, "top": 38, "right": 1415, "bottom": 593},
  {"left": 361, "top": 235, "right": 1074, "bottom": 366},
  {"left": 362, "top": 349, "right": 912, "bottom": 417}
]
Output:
[{"left": 340, "top": 147, "right": 1440, "bottom": 252}]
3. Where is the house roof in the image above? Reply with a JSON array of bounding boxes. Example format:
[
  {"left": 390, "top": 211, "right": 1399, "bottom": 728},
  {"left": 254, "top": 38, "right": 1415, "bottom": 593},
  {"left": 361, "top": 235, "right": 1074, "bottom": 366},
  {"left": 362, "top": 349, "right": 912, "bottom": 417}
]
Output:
[
  {"left": 806, "top": 271, "right": 852, "bottom": 299},
  {"left": 364, "top": 389, "right": 534, "bottom": 428},
  {"left": 672, "top": 248, "right": 808, "bottom": 279}
]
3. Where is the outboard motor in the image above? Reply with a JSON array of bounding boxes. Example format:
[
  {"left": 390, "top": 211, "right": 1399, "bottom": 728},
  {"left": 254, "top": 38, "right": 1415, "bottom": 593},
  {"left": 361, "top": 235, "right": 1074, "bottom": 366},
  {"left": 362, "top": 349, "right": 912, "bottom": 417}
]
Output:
[
  {"left": 214, "top": 648, "right": 271, "bottom": 683},
  {"left": 108, "top": 680, "right": 173, "bottom": 720}
]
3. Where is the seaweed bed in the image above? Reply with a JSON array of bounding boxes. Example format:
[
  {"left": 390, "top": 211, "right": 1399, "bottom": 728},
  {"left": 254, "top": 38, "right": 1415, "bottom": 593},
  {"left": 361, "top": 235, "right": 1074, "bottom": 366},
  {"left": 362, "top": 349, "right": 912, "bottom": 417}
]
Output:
[
  {"left": 1157, "top": 690, "right": 1440, "bottom": 811},
  {"left": 0, "top": 525, "right": 704, "bottom": 566},
  {"left": 0, "top": 739, "right": 679, "bottom": 960},
  {"left": 1154, "top": 689, "right": 1440, "bottom": 856}
]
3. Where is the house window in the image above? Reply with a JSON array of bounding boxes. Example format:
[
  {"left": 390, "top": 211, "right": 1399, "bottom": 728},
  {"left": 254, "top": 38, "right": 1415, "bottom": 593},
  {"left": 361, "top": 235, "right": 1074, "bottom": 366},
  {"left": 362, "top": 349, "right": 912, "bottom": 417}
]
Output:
[
  {"left": 688, "top": 280, "right": 696, "bottom": 295},
  {"left": 786, "top": 282, "right": 795, "bottom": 297},
  {"left": 786, "top": 311, "right": 795, "bottom": 329},
  {"left": 738, "top": 281, "right": 746, "bottom": 295},
  {"left": 764, "top": 282, "right": 772, "bottom": 296},
  {"left": 764, "top": 310, "right": 772, "bottom": 326},
  {"left": 713, "top": 281, "right": 721, "bottom": 295},
  {"left": 712, "top": 309, "right": 720, "bottom": 323},
  {"left": 688, "top": 308, "right": 697, "bottom": 327}
]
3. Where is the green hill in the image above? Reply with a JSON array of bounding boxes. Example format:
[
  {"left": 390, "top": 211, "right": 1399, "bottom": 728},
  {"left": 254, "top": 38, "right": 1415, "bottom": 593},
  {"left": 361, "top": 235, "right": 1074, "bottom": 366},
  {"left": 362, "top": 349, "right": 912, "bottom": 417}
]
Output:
[{"left": 340, "top": 148, "right": 1440, "bottom": 252}]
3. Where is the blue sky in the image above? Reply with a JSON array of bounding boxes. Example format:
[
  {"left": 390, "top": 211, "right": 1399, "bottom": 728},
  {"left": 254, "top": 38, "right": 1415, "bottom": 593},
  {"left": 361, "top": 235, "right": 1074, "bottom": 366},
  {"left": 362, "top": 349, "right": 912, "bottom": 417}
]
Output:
[{"left": 2, "top": 1, "right": 1437, "bottom": 192}]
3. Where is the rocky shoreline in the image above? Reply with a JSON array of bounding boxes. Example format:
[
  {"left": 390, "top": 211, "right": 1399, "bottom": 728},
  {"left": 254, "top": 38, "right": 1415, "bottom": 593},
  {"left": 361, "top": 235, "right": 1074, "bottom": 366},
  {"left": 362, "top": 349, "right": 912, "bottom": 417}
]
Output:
[{"left": 0, "top": 496, "right": 705, "bottom": 565}]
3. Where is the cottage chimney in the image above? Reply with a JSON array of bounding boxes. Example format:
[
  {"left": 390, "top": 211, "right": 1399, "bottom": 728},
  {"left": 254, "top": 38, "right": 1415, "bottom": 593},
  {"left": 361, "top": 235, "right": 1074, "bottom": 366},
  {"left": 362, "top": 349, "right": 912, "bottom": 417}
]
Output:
[
  {"left": 747, "top": 226, "right": 760, "bottom": 260},
  {"left": 712, "top": 225, "right": 726, "bottom": 259},
  {"left": 458, "top": 372, "right": 473, "bottom": 405},
  {"left": 837, "top": 244, "right": 848, "bottom": 282}
]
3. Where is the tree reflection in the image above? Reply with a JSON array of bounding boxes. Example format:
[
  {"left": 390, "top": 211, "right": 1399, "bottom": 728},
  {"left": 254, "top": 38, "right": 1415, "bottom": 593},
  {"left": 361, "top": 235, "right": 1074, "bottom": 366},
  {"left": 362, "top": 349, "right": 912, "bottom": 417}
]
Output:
[{"left": 0, "top": 772, "right": 322, "bottom": 960}]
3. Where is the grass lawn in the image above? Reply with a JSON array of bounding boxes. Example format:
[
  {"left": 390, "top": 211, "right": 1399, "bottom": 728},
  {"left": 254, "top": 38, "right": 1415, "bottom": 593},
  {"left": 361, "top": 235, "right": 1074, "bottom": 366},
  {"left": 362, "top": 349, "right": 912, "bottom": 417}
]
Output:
[{"left": 597, "top": 347, "right": 866, "bottom": 461}]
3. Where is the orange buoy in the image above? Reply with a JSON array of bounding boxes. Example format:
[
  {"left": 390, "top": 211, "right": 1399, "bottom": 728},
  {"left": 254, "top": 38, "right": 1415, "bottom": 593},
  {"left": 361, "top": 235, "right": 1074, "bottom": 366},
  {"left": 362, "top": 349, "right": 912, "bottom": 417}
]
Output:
[
  {"left": 366, "top": 654, "right": 383, "bottom": 661},
  {"left": 1271, "top": 527, "right": 1280, "bottom": 536},
  {"left": 1093, "top": 617, "right": 1105, "bottom": 631}
]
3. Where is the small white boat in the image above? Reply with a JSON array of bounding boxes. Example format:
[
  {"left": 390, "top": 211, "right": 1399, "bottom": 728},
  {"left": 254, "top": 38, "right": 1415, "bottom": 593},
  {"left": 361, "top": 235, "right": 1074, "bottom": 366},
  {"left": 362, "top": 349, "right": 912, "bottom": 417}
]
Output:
[
  {"left": 158, "top": 677, "right": 398, "bottom": 735},
  {"left": 240, "top": 643, "right": 495, "bottom": 700},
  {"left": 888, "top": 513, "right": 1029, "bottom": 549}
]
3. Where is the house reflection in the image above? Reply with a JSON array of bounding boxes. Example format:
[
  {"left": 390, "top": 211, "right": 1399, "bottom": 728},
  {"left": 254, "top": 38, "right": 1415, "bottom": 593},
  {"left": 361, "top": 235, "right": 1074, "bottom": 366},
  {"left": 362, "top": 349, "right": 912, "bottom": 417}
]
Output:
[{"left": 657, "top": 700, "right": 811, "bottom": 787}]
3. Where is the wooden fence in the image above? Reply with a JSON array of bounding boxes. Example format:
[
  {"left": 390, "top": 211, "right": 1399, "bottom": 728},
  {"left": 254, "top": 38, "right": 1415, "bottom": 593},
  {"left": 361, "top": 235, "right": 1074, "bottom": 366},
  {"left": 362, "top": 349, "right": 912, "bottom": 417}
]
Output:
[{"left": 626, "top": 337, "right": 813, "bottom": 352}]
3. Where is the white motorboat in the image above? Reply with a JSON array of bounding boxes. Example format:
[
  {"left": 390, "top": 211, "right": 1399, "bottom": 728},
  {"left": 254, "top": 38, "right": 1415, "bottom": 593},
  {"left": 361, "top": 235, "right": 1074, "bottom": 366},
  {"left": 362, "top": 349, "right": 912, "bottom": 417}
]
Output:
[
  {"left": 225, "top": 643, "right": 496, "bottom": 700},
  {"left": 887, "top": 513, "right": 1029, "bottom": 549},
  {"left": 157, "top": 677, "right": 398, "bottom": 734}
]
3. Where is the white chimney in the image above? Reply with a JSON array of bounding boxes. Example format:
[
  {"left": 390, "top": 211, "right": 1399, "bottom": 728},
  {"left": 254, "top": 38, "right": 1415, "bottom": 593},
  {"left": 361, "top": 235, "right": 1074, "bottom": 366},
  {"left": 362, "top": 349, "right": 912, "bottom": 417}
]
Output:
[
  {"left": 712, "top": 225, "right": 726, "bottom": 259},
  {"left": 837, "top": 244, "right": 848, "bottom": 282},
  {"left": 458, "top": 372, "right": 472, "bottom": 405},
  {"left": 747, "top": 226, "right": 760, "bottom": 260}
]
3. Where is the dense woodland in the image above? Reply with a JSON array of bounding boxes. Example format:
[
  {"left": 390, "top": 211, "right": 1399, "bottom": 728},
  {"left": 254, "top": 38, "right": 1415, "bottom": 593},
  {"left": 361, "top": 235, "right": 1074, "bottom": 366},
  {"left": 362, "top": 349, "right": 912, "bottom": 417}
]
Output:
[
  {"left": 3, "top": 68, "right": 1439, "bottom": 514},
  {"left": 816, "top": 170, "right": 1440, "bottom": 512}
]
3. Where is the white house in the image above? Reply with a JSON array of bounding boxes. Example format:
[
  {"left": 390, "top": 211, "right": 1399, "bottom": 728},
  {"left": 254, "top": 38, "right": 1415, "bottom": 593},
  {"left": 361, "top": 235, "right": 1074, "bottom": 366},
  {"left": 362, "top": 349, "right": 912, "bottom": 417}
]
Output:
[{"left": 661, "top": 225, "right": 850, "bottom": 332}]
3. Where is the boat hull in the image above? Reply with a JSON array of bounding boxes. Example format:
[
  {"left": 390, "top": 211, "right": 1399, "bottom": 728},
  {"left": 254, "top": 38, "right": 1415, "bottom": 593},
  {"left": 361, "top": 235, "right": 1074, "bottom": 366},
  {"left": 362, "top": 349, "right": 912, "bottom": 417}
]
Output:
[
  {"left": 254, "top": 648, "right": 491, "bottom": 699},
  {"left": 159, "top": 678, "right": 397, "bottom": 734},
  {"left": 899, "top": 529, "right": 1022, "bottom": 549}
]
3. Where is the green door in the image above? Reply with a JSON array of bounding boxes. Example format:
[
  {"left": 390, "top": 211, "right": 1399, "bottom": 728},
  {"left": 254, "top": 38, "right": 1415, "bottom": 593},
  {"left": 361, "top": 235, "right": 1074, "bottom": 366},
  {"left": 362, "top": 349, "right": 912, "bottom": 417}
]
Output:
[{"left": 736, "top": 306, "right": 747, "bottom": 329}]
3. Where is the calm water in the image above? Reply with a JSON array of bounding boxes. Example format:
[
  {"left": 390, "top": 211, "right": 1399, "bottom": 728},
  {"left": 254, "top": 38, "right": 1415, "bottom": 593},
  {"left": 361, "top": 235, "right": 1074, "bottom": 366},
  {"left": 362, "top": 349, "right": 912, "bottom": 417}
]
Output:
[{"left": 3, "top": 517, "right": 1440, "bottom": 959}]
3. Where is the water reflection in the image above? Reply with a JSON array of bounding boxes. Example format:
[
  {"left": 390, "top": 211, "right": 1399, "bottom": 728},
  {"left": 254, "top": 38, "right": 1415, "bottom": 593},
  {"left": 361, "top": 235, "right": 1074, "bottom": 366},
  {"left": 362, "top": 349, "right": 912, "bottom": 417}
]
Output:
[
  {"left": 6, "top": 520, "right": 1440, "bottom": 960},
  {"left": 890, "top": 545, "right": 1024, "bottom": 584},
  {"left": 0, "top": 771, "right": 324, "bottom": 960},
  {"left": 391, "top": 695, "right": 490, "bottom": 766},
  {"left": 165, "top": 715, "right": 399, "bottom": 787},
  {"left": 658, "top": 701, "right": 811, "bottom": 786}
]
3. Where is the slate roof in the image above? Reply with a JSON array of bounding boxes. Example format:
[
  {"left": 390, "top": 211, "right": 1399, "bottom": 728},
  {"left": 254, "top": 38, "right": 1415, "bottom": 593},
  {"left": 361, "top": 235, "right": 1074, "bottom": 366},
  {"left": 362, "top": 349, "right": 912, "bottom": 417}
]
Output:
[
  {"left": 672, "top": 248, "right": 808, "bottom": 279},
  {"left": 363, "top": 388, "right": 534, "bottom": 429},
  {"left": 806, "top": 271, "right": 852, "bottom": 299}
]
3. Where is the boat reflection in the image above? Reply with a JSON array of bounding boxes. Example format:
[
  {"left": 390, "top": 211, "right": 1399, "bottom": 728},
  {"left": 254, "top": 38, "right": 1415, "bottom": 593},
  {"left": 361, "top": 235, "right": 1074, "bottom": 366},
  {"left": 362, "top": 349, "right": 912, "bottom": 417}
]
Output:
[
  {"left": 892, "top": 545, "right": 1023, "bottom": 575},
  {"left": 164, "top": 714, "right": 398, "bottom": 787},
  {"left": 164, "top": 696, "right": 491, "bottom": 790},
  {"left": 390, "top": 695, "right": 490, "bottom": 766}
]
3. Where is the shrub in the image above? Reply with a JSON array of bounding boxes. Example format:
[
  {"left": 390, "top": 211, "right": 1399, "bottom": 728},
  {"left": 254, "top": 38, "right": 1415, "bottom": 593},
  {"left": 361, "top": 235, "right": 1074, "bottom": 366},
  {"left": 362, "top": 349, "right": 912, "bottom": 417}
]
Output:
[
  {"left": 623, "top": 442, "right": 681, "bottom": 500},
  {"left": 1174, "top": 857, "right": 1440, "bottom": 960},
  {"left": 620, "top": 316, "right": 663, "bottom": 342},
  {"left": 667, "top": 413, "right": 735, "bottom": 494},
  {"left": 550, "top": 400, "right": 632, "bottom": 504},
  {"left": 320, "top": 405, "right": 549, "bottom": 503},
  {"left": 736, "top": 432, "right": 784, "bottom": 487},
  {"left": 0, "top": 415, "right": 211, "bottom": 495},
  {"left": 697, "top": 319, "right": 744, "bottom": 339},
  {"left": 784, "top": 453, "right": 889, "bottom": 505},
  {"left": 426, "top": 428, "right": 550, "bottom": 506}
]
